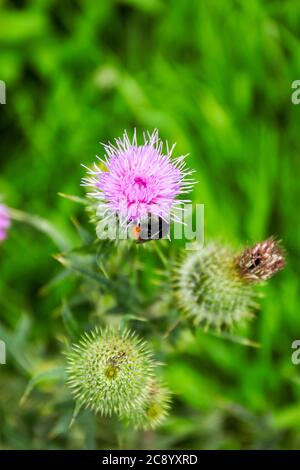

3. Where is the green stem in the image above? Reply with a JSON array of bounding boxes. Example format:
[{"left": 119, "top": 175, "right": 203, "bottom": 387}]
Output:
[{"left": 9, "top": 207, "right": 71, "bottom": 251}]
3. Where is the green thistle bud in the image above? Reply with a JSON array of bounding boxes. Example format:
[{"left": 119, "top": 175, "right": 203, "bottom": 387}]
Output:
[
  {"left": 175, "top": 243, "right": 257, "bottom": 330},
  {"left": 125, "top": 379, "right": 171, "bottom": 430},
  {"left": 66, "top": 328, "right": 155, "bottom": 417}
]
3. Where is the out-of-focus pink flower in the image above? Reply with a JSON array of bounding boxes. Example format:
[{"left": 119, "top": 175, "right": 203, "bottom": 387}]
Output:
[{"left": 0, "top": 203, "right": 10, "bottom": 242}]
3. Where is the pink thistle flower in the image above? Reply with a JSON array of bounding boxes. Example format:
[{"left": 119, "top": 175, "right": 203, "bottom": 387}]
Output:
[
  {"left": 82, "top": 130, "right": 195, "bottom": 224},
  {"left": 0, "top": 203, "right": 11, "bottom": 243}
]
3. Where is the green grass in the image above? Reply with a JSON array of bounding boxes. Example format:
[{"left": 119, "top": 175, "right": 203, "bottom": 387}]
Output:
[{"left": 0, "top": 0, "right": 300, "bottom": 449}]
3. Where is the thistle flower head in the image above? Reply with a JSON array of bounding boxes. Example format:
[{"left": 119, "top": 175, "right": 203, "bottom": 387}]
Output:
[
  {"left": 82, "top": 130, "right": 195, "bottom": 224},
  {"left": 175, "top": 243, "right": 257, "bottom": 330},
  {"left": 66, "top": 328, "right": 156, "bottom": 417},
  {"left": 0, "top": 203, "right": 10, "bottom": 242},
  {"left": 236, "top": 237, "right": 285, "bottom": 282},
  {"left": 125, "top": 379, "right": 171, "bottom": 430}
]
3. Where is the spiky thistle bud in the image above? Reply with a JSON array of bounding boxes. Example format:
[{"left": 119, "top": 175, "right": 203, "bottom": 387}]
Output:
[
  {"left": 236, "top": 237, "right": 285, "bottom": 282},
  {"left": 66, "top": 328, "right": 156, "bottom": 417},
  {"left": 125, "top": 379, "right": 171, "bottom": 430},
  {"left": 175, "top": 243, "right": 257, "bottom": 330}
]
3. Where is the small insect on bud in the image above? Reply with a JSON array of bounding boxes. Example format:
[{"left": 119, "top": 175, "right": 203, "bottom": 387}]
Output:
[
  {"left": 66, "top": 328, "right": 156, "bottom": 418},
  {"left": 236, "top": 237, "right": 285, "bottom": 283}
]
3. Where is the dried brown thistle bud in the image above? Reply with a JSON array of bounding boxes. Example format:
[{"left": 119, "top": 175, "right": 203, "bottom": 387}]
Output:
[{"left": 236, "top": 237, "right": 285, "bottom": 283}]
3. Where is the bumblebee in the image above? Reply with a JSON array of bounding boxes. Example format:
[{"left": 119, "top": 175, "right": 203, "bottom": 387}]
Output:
[{"left": 132, "top": 214, "right": 169, "bottom": 243}]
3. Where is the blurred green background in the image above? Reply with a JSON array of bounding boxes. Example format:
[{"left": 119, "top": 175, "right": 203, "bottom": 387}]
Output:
[{"left": 1, "top": 0, "right": 300, "bottom": 450}]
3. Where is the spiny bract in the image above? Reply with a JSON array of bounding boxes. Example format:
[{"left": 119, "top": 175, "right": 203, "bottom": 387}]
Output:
[
  {"left": 66, "top": 328, "right": 156, "bottom": 417},
  {"left": 175, "top": 243, "right": 257, "bottom": 330}
]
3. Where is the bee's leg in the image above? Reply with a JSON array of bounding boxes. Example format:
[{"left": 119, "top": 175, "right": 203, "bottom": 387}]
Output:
[
  {"left": 159, "top": 217, "right": 163, "bottom": 239},
  {"left": 147, "top": 213, "right": 152, "bottom": 240}
]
